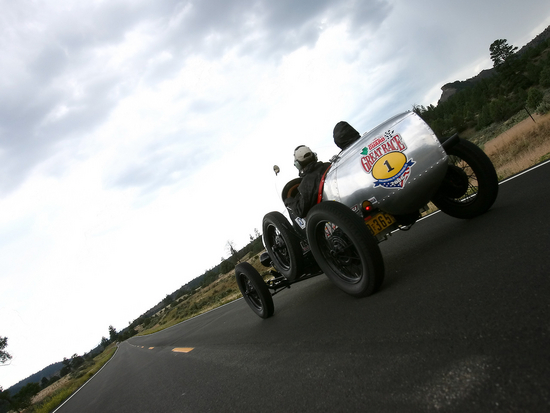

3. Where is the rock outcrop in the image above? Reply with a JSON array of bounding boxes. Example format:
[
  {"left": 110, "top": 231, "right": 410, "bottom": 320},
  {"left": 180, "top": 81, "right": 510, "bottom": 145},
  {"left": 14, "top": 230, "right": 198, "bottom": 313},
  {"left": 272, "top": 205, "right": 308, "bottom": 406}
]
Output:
[{"left": 437, "top": 25, "right": 550, "bottom": 104}]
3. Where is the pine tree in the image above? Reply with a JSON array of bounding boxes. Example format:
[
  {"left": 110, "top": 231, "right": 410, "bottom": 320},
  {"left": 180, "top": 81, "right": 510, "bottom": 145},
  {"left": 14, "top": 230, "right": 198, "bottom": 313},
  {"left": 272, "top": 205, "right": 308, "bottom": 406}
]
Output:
[{"left": 489, "top": 39, "right": 518, "bottom": 67}]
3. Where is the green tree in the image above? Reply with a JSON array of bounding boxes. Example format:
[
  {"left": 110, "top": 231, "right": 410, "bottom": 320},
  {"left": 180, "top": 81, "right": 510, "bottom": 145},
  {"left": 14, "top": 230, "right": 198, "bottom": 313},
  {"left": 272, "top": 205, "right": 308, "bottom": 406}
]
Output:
[
  {"left": 101, "top": 336, "right": 109, "bottom": 347},
  {"left": 71, "top": 354, "right": 84, "bottom": 369},
  {"left": 40, "top": 377, "right": 49, "bottom": 389},
  {"left": 220, "top": 259, "right": 232, "bottom": 275},
  {"left": 540, "top": 66, "right": 550, "bottom": 88},
  {"left": 108, "top": 325, "right": 118, "bottom": 342},
  {"left": 489, "top": 98, "right": 507, "bottom": 122},
  {"left": 60, "top": 357, "right": 72, "bottom": 377},
  {"left": 527, "top": 87, "right": 544, "bottom": 110},
  {"left": 0, "top": 337, "right": 12, "bottom": 365},
  {"left": 0, "top": 387, "right": 14, "bottom": 413},
  {"left": 226, "top": 240, "right": 237, "bottom": 257},
  {"left": 13, "top": 382, "right": 41, "bottom": 410},
  {"left": 489, "top": 39, "right": 518, "bottom": 67},
  {"left": 162, "top": 294, "right": 174, "bottom": 307},
  {"left": 412, "top": 104, "right": 426, "bottom": 116},
  {"left": 477, "top": 105, "right": 493, "bottom": 129}
]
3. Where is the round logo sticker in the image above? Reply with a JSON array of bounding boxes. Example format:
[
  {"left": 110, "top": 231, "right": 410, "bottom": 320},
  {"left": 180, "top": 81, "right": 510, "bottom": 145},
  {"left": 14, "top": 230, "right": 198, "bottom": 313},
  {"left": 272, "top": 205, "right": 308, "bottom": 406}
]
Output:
[{"left": 371, "top": 152, "right": 407, "bottom": 180}]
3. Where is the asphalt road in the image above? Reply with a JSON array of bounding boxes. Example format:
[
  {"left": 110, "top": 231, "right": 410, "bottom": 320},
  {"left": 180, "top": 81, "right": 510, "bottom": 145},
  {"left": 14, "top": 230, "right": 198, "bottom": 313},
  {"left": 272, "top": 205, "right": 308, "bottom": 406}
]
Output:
[{"left": 57, "top": 162, "right": 550, "bottom": 413}]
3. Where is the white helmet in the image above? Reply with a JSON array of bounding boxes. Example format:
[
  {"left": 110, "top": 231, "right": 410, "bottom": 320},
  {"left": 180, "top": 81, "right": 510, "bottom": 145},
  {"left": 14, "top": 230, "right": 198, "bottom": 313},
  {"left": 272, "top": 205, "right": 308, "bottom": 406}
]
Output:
[{"left": 293, "top": 145, "right": 317, "bottom": 171}]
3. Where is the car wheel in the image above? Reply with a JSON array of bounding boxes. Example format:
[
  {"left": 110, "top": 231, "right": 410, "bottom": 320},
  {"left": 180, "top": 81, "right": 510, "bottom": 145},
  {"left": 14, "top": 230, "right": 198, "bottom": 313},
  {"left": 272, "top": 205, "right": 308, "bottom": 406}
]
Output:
[
  {"left": 235, "top": 262, "right": 274, "bottom": 319},
  {"left": 262, "top": 211, "right": 304, "bottom": 281},
  {"left": 432, "top": 137, "right": 498, "bottom": 219},
  {"left": 306, "top": 202, "right": 384, "bottom": 297}
]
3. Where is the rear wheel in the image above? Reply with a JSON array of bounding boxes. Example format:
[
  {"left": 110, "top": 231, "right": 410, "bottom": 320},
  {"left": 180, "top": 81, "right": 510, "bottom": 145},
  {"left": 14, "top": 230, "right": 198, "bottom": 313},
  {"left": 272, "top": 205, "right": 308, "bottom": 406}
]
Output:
[
  {"left": 306, "top": 202, "right": 384, "bottom": 297},
  {"left": 235, "top": 262, "right": 274, "bottom": 319},
  {"left": 262, "top": 211, "right": 304, "bottom": 281},
  {"left": 432, "top": 138, "right": 498, "bottom": 219}
]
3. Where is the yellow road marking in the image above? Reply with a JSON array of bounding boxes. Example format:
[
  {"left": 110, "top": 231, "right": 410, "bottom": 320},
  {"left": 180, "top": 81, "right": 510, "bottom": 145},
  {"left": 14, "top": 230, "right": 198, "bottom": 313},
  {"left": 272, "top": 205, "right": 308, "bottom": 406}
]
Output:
[
  {"left": 172, "top": 347, "right": 194, "bottom": 353},
  {"left": 149, "top": 347, "right": 154, "bottom": 350}
]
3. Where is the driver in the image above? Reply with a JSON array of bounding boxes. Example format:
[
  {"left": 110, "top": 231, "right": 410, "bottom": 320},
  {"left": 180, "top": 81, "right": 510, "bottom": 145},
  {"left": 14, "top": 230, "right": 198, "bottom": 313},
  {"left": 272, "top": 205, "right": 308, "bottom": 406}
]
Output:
[{"left": 284, "top": 145, "right": 331, "bottom": 218}]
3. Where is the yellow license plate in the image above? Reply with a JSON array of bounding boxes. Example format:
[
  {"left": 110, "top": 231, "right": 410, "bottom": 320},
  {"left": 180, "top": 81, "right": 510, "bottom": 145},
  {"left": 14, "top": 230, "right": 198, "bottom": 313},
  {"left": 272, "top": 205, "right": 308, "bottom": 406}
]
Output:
[{"left": 365, "top": 212, "right": 396, "bottom": 236}]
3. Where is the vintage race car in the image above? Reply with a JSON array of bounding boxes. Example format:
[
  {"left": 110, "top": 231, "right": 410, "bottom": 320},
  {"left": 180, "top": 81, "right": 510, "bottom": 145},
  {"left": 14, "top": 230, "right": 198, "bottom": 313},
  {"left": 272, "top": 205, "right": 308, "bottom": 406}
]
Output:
[{"left": 236, "top": 111, "right": 499, "bottom": 318}]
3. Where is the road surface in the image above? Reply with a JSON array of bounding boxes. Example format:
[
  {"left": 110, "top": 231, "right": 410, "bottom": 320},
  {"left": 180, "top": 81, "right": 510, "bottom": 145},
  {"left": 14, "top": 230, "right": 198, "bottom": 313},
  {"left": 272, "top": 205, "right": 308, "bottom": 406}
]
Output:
[{"left": 57, "top": 162, "right": 550, "bottom": 413}]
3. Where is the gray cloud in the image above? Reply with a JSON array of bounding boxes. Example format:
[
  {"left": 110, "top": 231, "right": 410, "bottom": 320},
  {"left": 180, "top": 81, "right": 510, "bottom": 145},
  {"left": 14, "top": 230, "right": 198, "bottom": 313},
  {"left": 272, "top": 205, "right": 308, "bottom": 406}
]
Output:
[
  {"left": 168, "top": 0, "right": 392, "bottom": 59},
  {"left": 0, "top": 3, "right": 147, "bottom": 193},
  {"left": 0, "top": 0, "right": 393, "bottom": 195}
]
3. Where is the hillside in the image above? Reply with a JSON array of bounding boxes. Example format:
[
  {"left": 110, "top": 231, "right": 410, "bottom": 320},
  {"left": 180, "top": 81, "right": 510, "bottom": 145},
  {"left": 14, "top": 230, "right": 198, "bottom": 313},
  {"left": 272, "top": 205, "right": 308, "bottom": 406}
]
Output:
[
  {"left": 6, "top": 362, "right": 63, "bottom": 395},
  {"left": 438, "top": 24, "right": 550, "bottom": 104}
]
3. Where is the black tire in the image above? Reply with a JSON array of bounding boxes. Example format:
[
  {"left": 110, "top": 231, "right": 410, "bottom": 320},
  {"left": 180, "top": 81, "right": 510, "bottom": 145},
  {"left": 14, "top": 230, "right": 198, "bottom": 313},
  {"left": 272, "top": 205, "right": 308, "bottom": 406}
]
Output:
[
  {"left": 262, "top": 211, "right": 304, "bottom": 281},
  {"left": 306, "top": 202, "right": 385, "bottom": 297},
  {"left": 235, "top": 262, "right": 274, "bottom": 319},
  {"left": 432, "top": 138, "right": 499, "bottom": 219}
]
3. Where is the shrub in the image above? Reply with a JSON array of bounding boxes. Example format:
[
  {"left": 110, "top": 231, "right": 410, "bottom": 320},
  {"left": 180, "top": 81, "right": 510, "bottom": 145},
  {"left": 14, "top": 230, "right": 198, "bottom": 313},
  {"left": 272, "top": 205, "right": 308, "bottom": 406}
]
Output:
[
  {"left": 540, "top": 66, "right": 550, "bottom": 88},
  {"left": 527, "top": 87, "right": 544, "bottom": 110}
]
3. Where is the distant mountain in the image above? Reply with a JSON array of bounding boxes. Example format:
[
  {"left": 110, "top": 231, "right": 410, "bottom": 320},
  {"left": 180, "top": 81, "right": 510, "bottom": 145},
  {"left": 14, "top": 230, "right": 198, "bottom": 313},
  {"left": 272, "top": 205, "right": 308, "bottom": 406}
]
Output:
[
  {"left": 516, "top": 25, "right": 550, "bottom": 55},
  {"left": 7, "top": 361, "right": 63, "bottom": 395},
  {"left": 438, "top": 24, "right": 550, "bottom": 104}
]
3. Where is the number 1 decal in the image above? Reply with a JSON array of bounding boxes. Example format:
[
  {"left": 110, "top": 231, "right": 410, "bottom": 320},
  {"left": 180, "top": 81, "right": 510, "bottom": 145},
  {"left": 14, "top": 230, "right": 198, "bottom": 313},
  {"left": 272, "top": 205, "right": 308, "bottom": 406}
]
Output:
[{"left": 361, "top": 132, "right": 416, "bottom": 190}]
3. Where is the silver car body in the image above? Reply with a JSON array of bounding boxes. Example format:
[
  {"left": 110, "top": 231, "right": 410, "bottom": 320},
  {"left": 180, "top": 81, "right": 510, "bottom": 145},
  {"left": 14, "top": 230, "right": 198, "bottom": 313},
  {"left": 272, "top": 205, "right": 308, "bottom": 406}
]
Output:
[{"left": 323, "top": 111, "right": 448, "bottom": 216}]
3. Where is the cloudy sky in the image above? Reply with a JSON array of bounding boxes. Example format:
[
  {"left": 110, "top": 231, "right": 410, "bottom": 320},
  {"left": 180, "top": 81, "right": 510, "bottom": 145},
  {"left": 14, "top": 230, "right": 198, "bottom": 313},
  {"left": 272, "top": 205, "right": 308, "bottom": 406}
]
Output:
[{"left": 1, "top": 0, "right": 549, "bottom": 389}]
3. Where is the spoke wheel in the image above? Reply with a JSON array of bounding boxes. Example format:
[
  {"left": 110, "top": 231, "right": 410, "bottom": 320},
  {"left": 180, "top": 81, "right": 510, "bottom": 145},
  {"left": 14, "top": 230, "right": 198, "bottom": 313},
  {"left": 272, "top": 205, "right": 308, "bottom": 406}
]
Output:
[
  {"left": 321, "top": 228, "right": 363, "bottom": 283},
  {"left": 432, "top": 138, "right": 498, "bottom": 219},
  {"left": 262, "top": 211, "right": 304, "bottom": 281},
  {"left": 235, "top": 262, "right": 274, "bottom": 319},
  {"left": 306, "top": 202, "right": 384, "bottom": 297}
]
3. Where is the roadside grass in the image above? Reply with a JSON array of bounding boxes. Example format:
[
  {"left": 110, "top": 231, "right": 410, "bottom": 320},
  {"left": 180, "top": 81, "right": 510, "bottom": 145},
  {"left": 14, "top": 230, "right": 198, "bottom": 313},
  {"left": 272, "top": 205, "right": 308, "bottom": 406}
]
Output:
[
  {"left": 466, "top": 110, "right": 532, "bottom": 147},
  {"left": 484, "top": 114, "right": 550, "bottom": 180},
  {"left": 27, "top": 345, "right": 117, "bottom": 413},
  {"left": 137, "top": 251, "right": 268, "bottom": 336}
]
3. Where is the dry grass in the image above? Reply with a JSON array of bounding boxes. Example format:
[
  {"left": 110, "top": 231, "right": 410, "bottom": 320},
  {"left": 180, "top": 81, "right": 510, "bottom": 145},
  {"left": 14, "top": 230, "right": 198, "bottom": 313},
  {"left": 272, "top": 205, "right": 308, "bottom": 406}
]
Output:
[
  {"left": 31, "top": 376, "right": 71, "bottom": 404},
  {"left": 137, "top": 250, "right": 268, "bottom": 336},
  {"left": 28, "top": 345, "right": 118, "bottom": 413},
  {"left": 484, "top": 112, "right": 550, "bottom": 179}
]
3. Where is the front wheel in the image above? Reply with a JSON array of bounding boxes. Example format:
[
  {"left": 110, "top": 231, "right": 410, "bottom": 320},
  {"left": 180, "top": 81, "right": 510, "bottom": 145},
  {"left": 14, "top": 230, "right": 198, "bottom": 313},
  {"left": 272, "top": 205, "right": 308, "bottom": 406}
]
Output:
[
  {"left": 306, "top": 202, "right": 385, "bottom": 297},
  {"left": 235, "top": 262, "right": 274, "bottom": 319},
  {"left": 432, "top": 138, "right": 498, "bottom": 219}
]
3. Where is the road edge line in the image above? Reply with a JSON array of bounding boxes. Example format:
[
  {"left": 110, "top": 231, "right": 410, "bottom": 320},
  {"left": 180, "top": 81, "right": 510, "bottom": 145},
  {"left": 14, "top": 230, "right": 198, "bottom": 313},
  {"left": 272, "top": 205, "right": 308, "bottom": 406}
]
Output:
[{"left": 52, "top": 344, "right": 120, "bottom": 413}]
